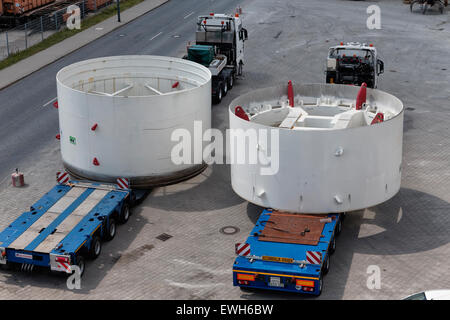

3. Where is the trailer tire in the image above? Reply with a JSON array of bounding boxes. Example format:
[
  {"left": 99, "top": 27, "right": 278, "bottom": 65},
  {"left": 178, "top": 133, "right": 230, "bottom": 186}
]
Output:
[
  {"left": 322, "top": 256, "right": 330, "bottom": 275},
  {"left": 317, "top": 276, "right": 323, "bottom": 296},
  {"left": 329, "top": 237, "right": 336, "bottom": 255},
  {"left": 89, "top": 236, "right": 102, "bottom": 259},
  {"left": 1, "top": 261, "right": 15, "bottom": 271},
  {"left": 335, "top": 220, "right": 342, "bottom": 236},
  {"left": 119, "top": 202, "right": 130, "bottom": 224},
  {"left": 75, "top": 255, "right": 85, "bottom": 277},
  {"left": 104, "top": 218, "right": 116, "bottom": 241}
]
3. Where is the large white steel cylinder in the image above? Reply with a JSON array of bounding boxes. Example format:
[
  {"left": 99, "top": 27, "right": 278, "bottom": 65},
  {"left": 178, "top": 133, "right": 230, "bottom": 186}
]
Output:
[
  {"left": 56, "top": 55, "right": 211, "bottom": 188},
  {"left": 229, "top": 83, "right": 404, "bottom": 213}
]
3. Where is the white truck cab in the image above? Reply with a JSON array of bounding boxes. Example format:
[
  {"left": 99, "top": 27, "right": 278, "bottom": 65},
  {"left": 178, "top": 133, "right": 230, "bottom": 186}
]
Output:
[
  {"left": 196, "top": 13, "right": 247, "bottom": 74},
  {"left": 326, "top": 42, "right": 384, "bottom": 88}
]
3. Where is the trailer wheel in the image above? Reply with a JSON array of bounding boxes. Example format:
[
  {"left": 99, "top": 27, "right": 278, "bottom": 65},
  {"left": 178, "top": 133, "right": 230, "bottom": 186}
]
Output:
[
  {"left": 119, "top": 202, "right": 130, "bottom": 224},
  {"left": 335, "top": 220, "right": 342, "bottom": 236},
  {"left": 1, "top": 261, "right": 15, "bottom": 271},
  {"left": 322, "top": 255, "right": 330, "bottom": 275},
  {"left": 329, "top": 237, "right": 336, "bottom": 255},
  {"left": 317, "top": 276, "right": 323, "bottom": 296},
  {"left": 89, "top": 236, "right": 102, "bottom": 259},
  {"left": 104, "top": 218, "right": 116, "bottom": 241},
  {"left": 75, "top": 255, "right": 85, "bottom": 277}
]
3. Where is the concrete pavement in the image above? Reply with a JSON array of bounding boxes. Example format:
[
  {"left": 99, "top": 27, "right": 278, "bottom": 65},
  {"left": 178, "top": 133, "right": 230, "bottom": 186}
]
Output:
[
  {"left": 0, "top": 0, "right": 449, "bottom": 300},
  {"left": 0, "top": 0, "right": 169, "bottom": 90}
]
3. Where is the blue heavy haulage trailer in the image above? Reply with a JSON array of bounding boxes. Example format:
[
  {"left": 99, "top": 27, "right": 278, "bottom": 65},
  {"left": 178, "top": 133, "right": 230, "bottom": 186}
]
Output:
[
  {"left": 0, "top": 180, "right": 134, "bottom": 276},
  {"left": 233, "top": 209, "right": 344, "bottom": 296}
]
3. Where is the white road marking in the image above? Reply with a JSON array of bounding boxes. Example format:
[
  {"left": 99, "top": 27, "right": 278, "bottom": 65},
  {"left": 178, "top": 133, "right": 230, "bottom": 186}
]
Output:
[
  {"left": 42, "top": 97, "right": 57, "bottom": 107},
  {"left": 150, "top": 32, "right": 163, "bottom": 41},
  {"left": 184, "top": 11, "right": 194, "bottom": 19}
]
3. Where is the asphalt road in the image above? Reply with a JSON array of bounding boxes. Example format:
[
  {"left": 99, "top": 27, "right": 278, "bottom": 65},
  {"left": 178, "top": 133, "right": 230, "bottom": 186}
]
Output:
[{"left": 0, "top": 0, "right": 241, "bottom": 187}]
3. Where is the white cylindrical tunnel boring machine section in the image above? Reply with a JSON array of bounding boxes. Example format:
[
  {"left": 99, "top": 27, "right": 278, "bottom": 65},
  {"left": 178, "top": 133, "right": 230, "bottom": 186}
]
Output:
[
  {"left": 56, "top": 55, "right": 212, "bottom": 188},
  {"left": 229, "top": 83, "right": 404, "bottom": 214}
]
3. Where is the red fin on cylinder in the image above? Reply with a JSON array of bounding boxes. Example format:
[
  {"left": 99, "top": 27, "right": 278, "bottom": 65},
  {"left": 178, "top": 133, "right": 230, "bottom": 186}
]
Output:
[
  {"left": 288, "top": 80, "right": 294, "bottom": 107},
  {"left": 172, "top": 81, "right": 179, "bottom": 89},
  {"left": 55, "top": 134, "right": 60, "bottom": 140},
  {"left": 53, "top": 101, "right": 59, "bottom": 109},
  {"left": 235, "top": 106, "right": 249, "bottom": 121},
  {"left": 371, "top": 112, "right": 384, "bottom": 125},
  {"left": 93, "top": 157, "right": 100, "bottom": 166},
  {"left": 355, "top": 83, "right": 367, "bottom": 110},
  {"left": 91, "top": 123, "right": 98, "bottom": 131}
]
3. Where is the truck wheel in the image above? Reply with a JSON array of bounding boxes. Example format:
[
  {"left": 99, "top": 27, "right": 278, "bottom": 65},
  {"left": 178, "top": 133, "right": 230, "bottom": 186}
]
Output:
[
  {"left": 89, "top": 236, "right": 102, "bottom": 259},
  {"left": 216, "top": 86, "right": 223, "bottom": 103},
  {"left": 223, "top": 80, "right": 228, "bottom": 96},
  {"left": 119, "top": 202, "right": 130, "bottom": 224},
  {"left": 104, "top": 218, "right": 116, "bottom": 241},
  {"left": 228, "top": 74, "right": 234, "bottom": 89},
  {"left": 322, "top": 256, "right": 330, "bottom": 275},
  {"left": 329, "top": 237, "right": 336, "bottom": 255}
]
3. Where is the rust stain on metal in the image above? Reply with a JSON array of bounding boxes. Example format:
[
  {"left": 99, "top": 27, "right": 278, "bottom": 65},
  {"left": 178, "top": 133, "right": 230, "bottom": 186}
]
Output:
[{"left": 258, "top": 211, "right": 329, "bottom": 245}]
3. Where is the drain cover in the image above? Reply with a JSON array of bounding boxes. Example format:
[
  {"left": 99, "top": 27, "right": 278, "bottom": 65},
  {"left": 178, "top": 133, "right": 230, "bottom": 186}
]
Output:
[
  {"left": 156, "top": 233, "right": 172, "bottom": 241},
  {"left": 219, "top": 226, "right": 240, "bottom": 235}
]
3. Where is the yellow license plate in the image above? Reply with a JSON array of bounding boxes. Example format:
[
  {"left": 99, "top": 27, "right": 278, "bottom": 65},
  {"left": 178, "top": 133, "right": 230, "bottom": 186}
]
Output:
[{"left": 262, "top": 256, "right": 294, "bottom": 263}]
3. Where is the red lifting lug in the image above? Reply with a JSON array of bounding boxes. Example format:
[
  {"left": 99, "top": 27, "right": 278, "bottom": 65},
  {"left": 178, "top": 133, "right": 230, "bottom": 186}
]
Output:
[
  {"left": 91, "top": 123, "right": 98, "bottom": 131},
  {"left": 355, "top": 83, "right": 367, "bottom": 110},
  {"left": 172, "top": 81, "right": 179, "bottom": 89},
  {"left": 93, "top": 157, "right": 100, "bottom": 166},
  {"left": 287, "top": 80, "right": 294, "bottom": 107},
  {"left": 235, "top": 106, "right": 249, "bottom": 121},
  {"left": 371, "top": 112, "right": 384, "bottom": 125},
  {"left": 53, "top": 100, "right": 59, "bottom": 109},
  {"left": 55, "top": 134, "right": 60, "bottom": 140}
]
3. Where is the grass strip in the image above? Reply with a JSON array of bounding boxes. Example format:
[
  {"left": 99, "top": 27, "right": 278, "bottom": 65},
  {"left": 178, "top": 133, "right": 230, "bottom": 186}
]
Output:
[{"left": 0, "top": 0, "right": 145, "bottom": 71}]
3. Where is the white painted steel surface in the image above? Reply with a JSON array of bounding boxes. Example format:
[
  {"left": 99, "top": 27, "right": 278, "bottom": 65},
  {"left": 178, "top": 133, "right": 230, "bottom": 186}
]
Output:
[
  {"left": 56, "top": 56, "right": 211, "bottom": 187},
  {"left": 229, "top": 83, "right": 404, "bottom": 213}
]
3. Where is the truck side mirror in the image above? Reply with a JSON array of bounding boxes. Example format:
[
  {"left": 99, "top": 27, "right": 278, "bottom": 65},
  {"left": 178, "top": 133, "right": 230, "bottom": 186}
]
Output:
[{"left": 377, "top": 59, "right": 384, "bottom": 75}]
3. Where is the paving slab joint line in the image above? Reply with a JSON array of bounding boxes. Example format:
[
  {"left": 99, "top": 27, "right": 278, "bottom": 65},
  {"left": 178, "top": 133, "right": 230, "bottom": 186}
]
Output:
[{"left": 0, "top": 0, "right": 170, "bottom": 91}]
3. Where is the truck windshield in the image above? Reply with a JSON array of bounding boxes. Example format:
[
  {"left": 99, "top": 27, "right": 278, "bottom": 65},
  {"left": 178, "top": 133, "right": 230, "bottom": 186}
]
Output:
[{"left": 330, "top": 49, "right": 373, "bottom": 61}]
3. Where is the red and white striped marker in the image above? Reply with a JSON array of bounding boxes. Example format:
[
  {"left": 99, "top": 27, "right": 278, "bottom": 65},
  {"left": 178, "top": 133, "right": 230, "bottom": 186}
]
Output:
[
  {"left": 306, "top": 251, "right": 322, "bottom": 265},
  {"left": 56, "top": 171, "right": 69, "bottom": 184},
  {"left": 235, "top": 243, "right": 251, "bottom": 257},
  {"left": 116, "top": 178, "right": 129, "bottom": 190},
  {"left": 58, "top": 261, "right": 70, "bottom": 272}
]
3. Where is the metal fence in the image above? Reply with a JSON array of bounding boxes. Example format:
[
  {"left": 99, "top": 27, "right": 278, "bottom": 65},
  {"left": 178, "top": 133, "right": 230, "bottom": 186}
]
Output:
[{"left": 0, "top": 0, "right": 115, "bottom": 60}]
